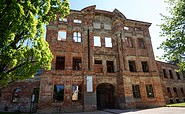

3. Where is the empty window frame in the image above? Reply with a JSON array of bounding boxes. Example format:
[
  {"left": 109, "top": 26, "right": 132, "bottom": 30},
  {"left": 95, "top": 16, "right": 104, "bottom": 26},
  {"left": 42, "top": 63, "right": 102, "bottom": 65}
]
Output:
[
  {"left": 107, "top": 61, "right": 114, "bottom": 73},
  {"left": 73, "top": 32, "right": 81, "bottom": 42},
  {"left": 59, "top": 18, "right": 67, "bottom": 22},
  {"left": 129, "top": 61, "right": 136, "bottom": 72},
  {"left": 176, "top": 72, "right": 181, "bottom": 80},
  {"left": 105, "top": 37, "right": 112, "bottom": 47},
  {"left": 73, "top": 19, "right": 81, "bottom": 23},
  {"left": 167, "top": 87, "right": 172, "bottom": 98},
  {"left": 146, "top": 85, "right": 154, "bottom": 98},
  {"left": 169, "top": 70, "right": 174, "bottom": 79},
  {"left": 73, "top": 58, "right": 82, "bottom": 70},
  {"left": 163, "top": 69, "right": 167, "bottom": 78},
  {"left": 132, "top": 85, "right": 141, "bottom": 98},
  {"left": 181, "top": 88, "right": 184, "bottom": 95},
  {"left": 58, "top": 30, "right": 66, "bottom": 41},
  {"left": 95, "top": 60, "right": 102, "bottom": 64},
  {"left": 32, "top": 88, "right": 40, "bottom": 103},
  {"left": 125, "top": 37, "right": 134, "bottom": 48},
  {"left": 56, "top": 56, "right": 65, "bottom": 70},
  {"left": 138, "top": 38, "right": 145, "bottom": 49},
  {"left": 72, "top": 84, "right": 82, "bottom": 101},
  {"left": 173, "top": 87, "right": 178, "bottom": 97},
  {"left": 53, "top": 85, "right": 64, "bottom": 102},
  {"left": 12, "top": 88, "right": 21, "bottom": 102},
  {"left": 94, "top": 36, "right": 101, "bottom": 47},
  {"left": 142, "top": 61, "right": 149, "bottom": 72}
]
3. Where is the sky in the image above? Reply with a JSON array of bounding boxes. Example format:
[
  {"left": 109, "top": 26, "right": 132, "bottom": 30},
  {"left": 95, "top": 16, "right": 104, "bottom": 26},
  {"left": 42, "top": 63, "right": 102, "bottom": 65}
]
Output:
[{"left": 68, "top": 0, "right": 169, "bottom": 60}]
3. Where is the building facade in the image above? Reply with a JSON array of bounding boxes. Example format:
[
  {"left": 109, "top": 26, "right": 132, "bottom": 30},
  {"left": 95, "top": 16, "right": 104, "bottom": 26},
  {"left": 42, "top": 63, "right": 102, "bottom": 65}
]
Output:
[
  {"left": 38, "top": 6, "right": 165, "bottom": 113},
  {"left": 0, "top": 6, "right": 184, "bottom": 113}
]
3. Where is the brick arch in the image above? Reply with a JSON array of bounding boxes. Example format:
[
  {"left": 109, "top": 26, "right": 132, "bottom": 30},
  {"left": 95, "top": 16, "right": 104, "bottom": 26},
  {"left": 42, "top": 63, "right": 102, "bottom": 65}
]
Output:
[{"left": 96, "top": 83, "right": 115, "bottom": 110}]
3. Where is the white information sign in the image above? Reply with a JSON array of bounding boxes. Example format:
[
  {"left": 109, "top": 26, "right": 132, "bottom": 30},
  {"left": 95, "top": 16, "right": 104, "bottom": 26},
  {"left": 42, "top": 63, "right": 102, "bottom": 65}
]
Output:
[{"left": 86, "top": 76, "right": 93, "bottom": 92}]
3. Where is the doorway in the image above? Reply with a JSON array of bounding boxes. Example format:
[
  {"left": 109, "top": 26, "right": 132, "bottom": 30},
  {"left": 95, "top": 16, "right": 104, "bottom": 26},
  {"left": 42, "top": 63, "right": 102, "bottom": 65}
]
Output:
[{"left": 96, "top": 83, "right": 115, "bottom": 110}]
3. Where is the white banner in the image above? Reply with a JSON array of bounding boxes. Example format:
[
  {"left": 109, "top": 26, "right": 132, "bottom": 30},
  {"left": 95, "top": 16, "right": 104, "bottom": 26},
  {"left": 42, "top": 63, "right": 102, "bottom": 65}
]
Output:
[{"left": 86, "top": 76, "right": 93, "bottom": 92}]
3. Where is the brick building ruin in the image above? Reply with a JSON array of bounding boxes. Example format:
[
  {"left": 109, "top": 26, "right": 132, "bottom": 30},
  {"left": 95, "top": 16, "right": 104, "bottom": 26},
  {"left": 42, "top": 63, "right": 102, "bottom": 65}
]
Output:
[{"left": 0, "top": 6, "right": 185, "bottom": 113}]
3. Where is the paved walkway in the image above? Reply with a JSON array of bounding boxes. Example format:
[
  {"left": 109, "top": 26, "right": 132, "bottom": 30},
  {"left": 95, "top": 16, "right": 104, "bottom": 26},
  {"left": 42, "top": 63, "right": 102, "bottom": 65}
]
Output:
[{"left": 60, "top": 107, "right": 185, "bottom": 114}]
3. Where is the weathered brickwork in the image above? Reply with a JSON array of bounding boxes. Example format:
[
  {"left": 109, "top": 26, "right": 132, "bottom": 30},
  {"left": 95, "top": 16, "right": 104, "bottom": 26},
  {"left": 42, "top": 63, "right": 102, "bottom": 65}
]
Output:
[
  {"left": 156, "top": 61, "right": 185, "bottom": 104},
  {"left": 38, "top": 6, "right": 165, "bottom": 113},
  {"left": 0, "top": 77, "right": 40, "bottom": 112},
  {"left": 1, "top": 6, "right": 185, "bottom": 113}
]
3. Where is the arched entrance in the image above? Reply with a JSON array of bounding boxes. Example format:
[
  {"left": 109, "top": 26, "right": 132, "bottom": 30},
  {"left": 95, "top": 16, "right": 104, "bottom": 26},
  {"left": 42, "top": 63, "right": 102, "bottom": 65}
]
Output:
[{"left": 96, "top": 83, "right": 115, "bottom": 110}]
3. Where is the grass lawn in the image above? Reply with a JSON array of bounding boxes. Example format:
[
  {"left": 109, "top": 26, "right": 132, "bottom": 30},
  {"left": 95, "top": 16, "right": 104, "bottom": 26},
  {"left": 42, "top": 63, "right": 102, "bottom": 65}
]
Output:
[{"left": 167, "top": 102, "right": 185, "bottom": 107}]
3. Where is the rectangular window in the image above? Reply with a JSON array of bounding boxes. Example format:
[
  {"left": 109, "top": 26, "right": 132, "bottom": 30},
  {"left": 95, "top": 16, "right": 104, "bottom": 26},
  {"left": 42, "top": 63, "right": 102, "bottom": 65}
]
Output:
[
  {"left": 73, "top": 19, "right": 81, "bottom": 23},
  {"left": 73, "top": 32, "right": 81, "bottom": 42},
  {"left": 181, "top": 88, "right": 184, "bottom": 94},
  {"left": 176, "top": 72, "right": 181, "bottom": 80},
  {"left": 142, "top": 61, "right": 149, "bottom": 72},
  {"left": 146, "top": 85, "right": 154, "bottom": 98},
  {"left": 56, "top": 56, "right": 65, "bottom": 70},
  {"left": 124, "top": 26, "right": 129, "bottom": 30},
  {"left": 32, "top": 88, "right": 39, "bottom": 103},
  {"left": 94, "top": 36, "right": 101, "bottom": 47},
  {"left": 167, "top": 87, "right": 172, "bottom": 98},
  {"left": 132, "top": 85, "right": 141, "bottom": 98},
  {"left": 72, "top": 85, "right": 82, "bottom": 101},
  {"left": 163, "top": 69, "right": 167, "bottom": 78},
  {"left": 95, "top": 60, "right": 102, "bottom": 64},
  {"left": 169, "top": 70, "right": 174, "bottom": 79},
  {"left": 12, "top": 88, "right": 21, "bottom": 102},
  {"left": 73, "top": 58, "right": 82, "bottom": 70},
  {"left": 105, "top": 37, "right": 112, "bottom": 47},
  {"left": 58, "top": 30, "right": 66, "bottom": 41},
  {"left": 53, "top": 85, "right": 64, "bottom": 102},
  {"left": 129, "top": 61, "right": 136, "bottom": 72},
  {"left": 125, "top": 37, "right": 134, "bottom": 48},
  {"left": 59, "top": 18, "right": 67, "bottom": 22},
  {"left": 107, "top": 61, "right": 114, "bottom": 73},
  {"left": 173, "top": 87, "right": 178, "bottom": 97},
  {"left": 138, "top": 38, "right": 145, "bottom": 49}
]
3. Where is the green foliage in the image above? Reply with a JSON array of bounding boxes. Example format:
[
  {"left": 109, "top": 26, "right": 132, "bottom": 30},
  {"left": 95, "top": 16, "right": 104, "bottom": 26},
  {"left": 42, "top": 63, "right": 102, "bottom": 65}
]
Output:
[
  {"left": 0, "top": 0, "right": 70, "bottom": 86},
  {"left": 159, "top": 0, "right": 185, "bottom": 71}
]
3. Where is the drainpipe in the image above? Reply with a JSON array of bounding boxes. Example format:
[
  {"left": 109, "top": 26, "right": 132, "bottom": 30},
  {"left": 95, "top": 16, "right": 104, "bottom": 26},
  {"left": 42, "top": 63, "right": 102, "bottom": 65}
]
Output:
[{"left": 87, "top": 29, "right": 90, "bottom": 70}]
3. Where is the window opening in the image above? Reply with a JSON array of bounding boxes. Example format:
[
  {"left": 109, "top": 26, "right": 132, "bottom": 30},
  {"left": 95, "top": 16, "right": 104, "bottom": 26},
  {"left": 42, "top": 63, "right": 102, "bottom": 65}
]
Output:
[
  {"left": 72, "top": 84, "right": 82, "bottom": 100},
  {"left": 146, "top": 85, "right": 154, "bottom": 98},
  {"left": 56, "top": 56, "right": 65, "bottom": 70},
  {"left": 59, "top": 18, "right": 67, "bottom": 22},
  {"left": 169, "top": 70, "right": 174, "bottom": 79},
  {"left": 74, "top": 19, "right": 81, "bottom": 23},
  {"left": 32, "top": 88, "right": 39, "bottom": 103},
  {"left": 58, "top": 31, "right": 66, "bottom": 41},
  {"left": 176, "top": 72, "right": 181, "bottom": 80},
  {"left": 53, "top": 85, "right": 64, "bottom": 102},
  {"left": 73, "top": 32, "right": 81, "bottom": 42},
  {"left": 132, "top": 85, "right": 141, "bottom": 98},
  {"left": 138, "top": 38, "right": 145, "bottom": 49},
  {"left": 105, "top": 37, "right": 112, "bottom": 47},
  {"left": 129, "top": 61, "right": 136, "bottom": 72},
  {"left": 163, "top": 69, "right": 167, "bottom": 78},
  {"left": 142, "top": 61, "right": 149, "bottom": 72},
  {"left": 73, "top": 58, "right": 82, "bottom": 70},
  {"left": 107, "top": 61, "right": 114, "bottom": 73},
  {"left": 95, "top": 60, "right": 102, "bottom": 64},
  {"left": 94, "top": 36, "right": 101, "bottom": 47},
  {"left": 12, "top": 88, "right": 21, "bottom": 102}
]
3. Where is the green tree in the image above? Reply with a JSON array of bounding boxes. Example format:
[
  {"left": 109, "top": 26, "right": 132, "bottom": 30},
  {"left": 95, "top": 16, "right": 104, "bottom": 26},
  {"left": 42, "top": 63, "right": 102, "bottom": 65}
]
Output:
[
  {"left": 159, "top": 0, "right": 185, "bottom": 71},
  {"left": 0, "top": 0, "right": 70, "bottom": 86}
]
